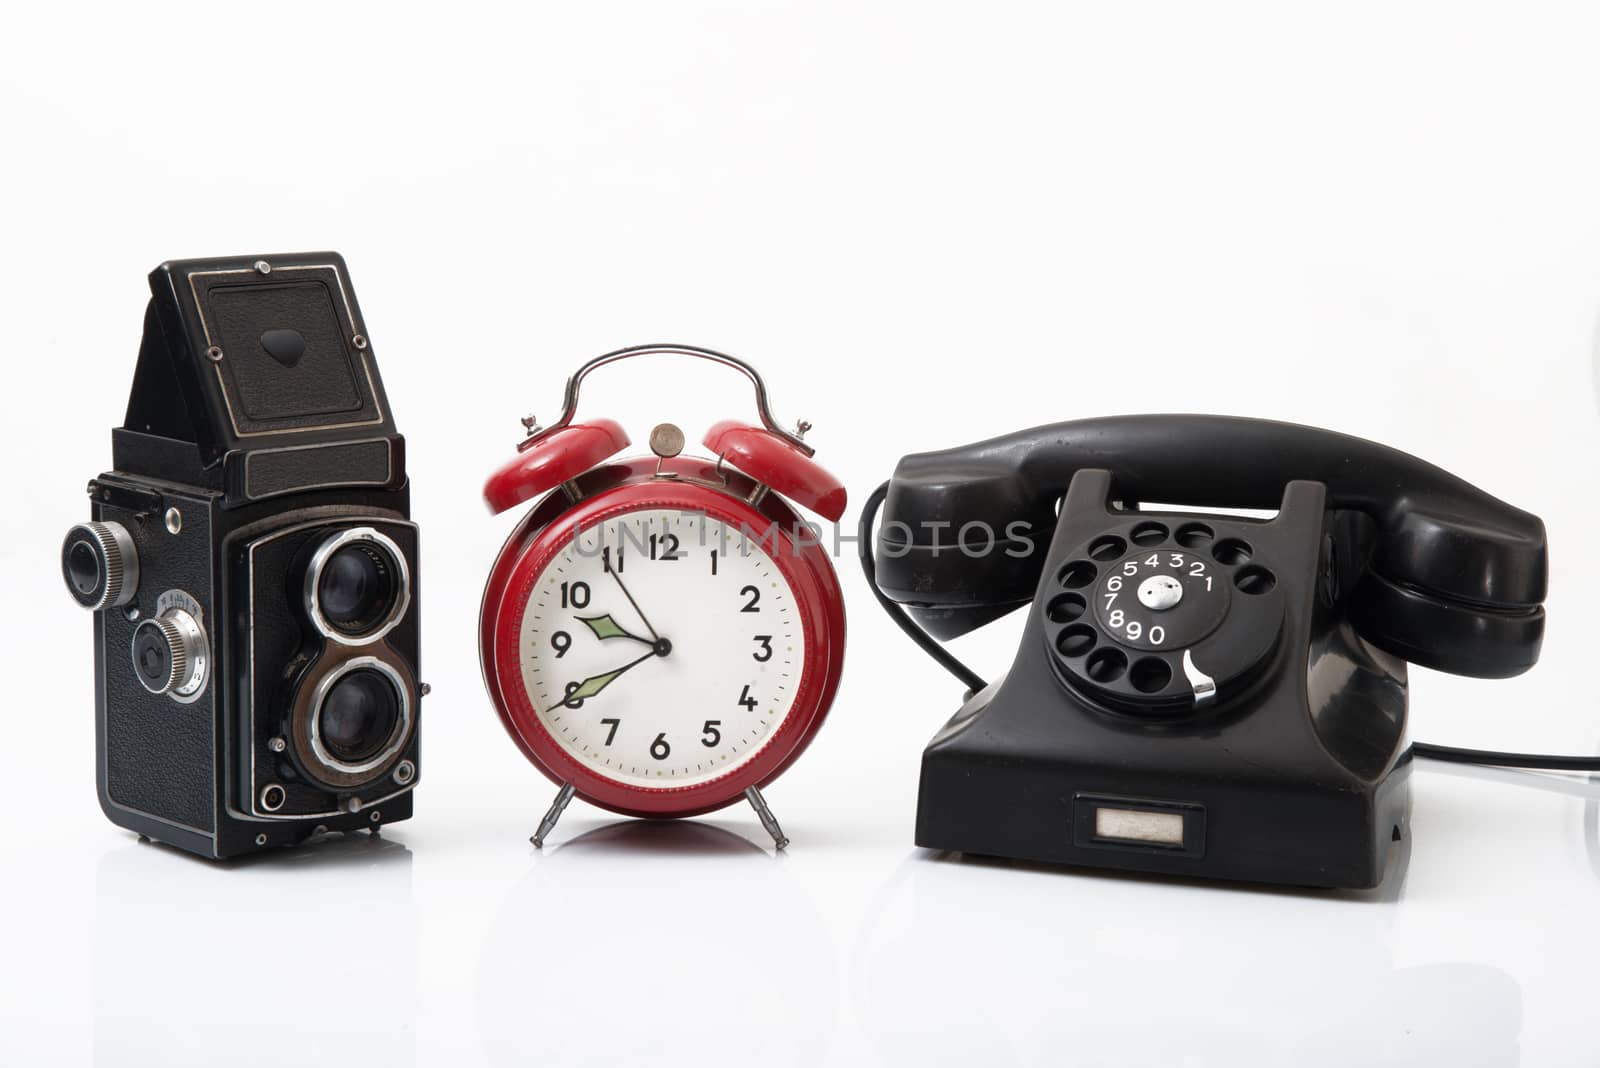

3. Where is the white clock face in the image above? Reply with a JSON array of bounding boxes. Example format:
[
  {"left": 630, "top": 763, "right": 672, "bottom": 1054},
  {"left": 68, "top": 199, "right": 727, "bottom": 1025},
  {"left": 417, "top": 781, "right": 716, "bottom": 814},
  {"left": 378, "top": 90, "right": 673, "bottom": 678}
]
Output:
[{"left": 517, "top": 507, "right": 808, "bottom": 788}]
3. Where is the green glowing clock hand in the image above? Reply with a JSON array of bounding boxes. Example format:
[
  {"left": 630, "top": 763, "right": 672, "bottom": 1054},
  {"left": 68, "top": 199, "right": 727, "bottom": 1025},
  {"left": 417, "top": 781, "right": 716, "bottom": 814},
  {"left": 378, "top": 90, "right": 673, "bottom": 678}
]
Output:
[
  {"left": 577, "top": 613, "right": 654, "bottom": 647},
  {"left": 545, "top": 647, "right": 663, "bottom": 714}
]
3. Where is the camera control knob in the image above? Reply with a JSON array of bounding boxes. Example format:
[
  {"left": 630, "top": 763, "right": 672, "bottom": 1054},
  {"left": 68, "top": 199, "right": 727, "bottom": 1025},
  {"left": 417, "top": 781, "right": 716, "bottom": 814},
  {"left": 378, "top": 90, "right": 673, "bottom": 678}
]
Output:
[
  {"left": 62, "top": 521, "right": 140, "bottom": 611},
  {"left": 132, "top": 609, "right": 209, "bottom": 700}
]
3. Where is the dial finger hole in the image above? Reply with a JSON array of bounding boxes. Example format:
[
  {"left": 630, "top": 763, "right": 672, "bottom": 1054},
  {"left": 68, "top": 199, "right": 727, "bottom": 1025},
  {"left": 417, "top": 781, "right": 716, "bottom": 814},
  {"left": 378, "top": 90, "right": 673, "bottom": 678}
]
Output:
[
  {"left": 1234, "top": 565, "right": 1276, "bottom": 595},
  {"left": 1130, "top": 521, "right": 1168, "bottom": 546},
  {"left": 1088, "top": 535, "right": 1127, "bottom": 561},
  {"left": 1213, "top": 537, "right": 1253, "bottom": 565},
  {"left": 1086, "top": 647, "right": 1128, "bottom": 683},
  {"left": 1047, "top": 593, "right": 1087, "bottom": 623},
  {"left": 1057, "top": 625, "right": 1097, "bottom": 657},
  {"left": 1058, "top": 560, "right": 1097, "bottom": 588},
  {"left": 1176, "top": 522, "right": 1215, "bottom": 548},
  {"left": 1129, "top": 657, "right": 1172, "bottom": 693}
]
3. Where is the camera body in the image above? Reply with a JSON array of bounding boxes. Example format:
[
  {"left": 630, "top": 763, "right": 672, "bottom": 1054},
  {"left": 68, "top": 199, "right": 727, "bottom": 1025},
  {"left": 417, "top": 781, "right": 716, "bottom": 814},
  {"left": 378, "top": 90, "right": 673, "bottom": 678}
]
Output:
[{"left": 63, "top": 253, "right": 421, "bottom": 859}]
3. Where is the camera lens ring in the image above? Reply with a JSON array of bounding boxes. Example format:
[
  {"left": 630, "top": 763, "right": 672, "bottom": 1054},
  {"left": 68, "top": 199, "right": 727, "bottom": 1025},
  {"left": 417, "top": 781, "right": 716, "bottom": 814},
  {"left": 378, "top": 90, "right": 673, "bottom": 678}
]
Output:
[
  {"left": 61, "top": 521, "right": 139, "bottom": 611},
  {"left": 304, "top": 527, "right": 412, "bottom": 645},
  {"left": 302, "top": 656, "right": 414, "bottom": 784}
]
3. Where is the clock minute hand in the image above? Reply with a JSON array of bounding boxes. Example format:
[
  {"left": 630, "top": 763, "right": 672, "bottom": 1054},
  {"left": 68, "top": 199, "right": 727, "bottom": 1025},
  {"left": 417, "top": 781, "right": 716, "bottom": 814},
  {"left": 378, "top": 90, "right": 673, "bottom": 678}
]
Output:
[
  {"left": 605, "top": 558, "right": 660, "bottom": 642},
  {"left": 545, "top": 648, "right": 658, "bottom": 713}
]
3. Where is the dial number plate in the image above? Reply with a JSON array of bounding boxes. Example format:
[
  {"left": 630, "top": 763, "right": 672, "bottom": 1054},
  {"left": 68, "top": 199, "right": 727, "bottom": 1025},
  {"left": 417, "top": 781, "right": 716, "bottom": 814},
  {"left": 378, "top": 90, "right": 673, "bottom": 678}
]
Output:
[
  {"left": 517, "top": 508, "right": 807, "bottom": 788},
  {"left": 1093, "top": 550, "right": 1229, "bottom": 651}
]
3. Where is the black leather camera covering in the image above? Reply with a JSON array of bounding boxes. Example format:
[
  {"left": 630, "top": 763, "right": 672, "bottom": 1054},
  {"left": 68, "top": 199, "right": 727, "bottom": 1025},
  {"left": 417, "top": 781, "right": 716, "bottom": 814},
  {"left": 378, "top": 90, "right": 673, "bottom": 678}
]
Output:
[{"left": 98, "top": 488, "right": 217, "bottom": 834}]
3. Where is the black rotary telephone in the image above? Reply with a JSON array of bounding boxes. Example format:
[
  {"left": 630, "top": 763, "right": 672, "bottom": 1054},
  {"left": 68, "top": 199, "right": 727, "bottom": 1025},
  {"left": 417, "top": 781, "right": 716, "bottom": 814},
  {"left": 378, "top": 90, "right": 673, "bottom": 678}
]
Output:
[{"left": 862, "top": 415, "right": 1558, "bottom": 889}]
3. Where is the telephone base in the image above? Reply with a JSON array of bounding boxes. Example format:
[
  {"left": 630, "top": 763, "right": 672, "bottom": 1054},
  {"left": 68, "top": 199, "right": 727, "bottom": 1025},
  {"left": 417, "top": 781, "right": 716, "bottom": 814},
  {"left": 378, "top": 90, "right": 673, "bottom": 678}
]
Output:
[{"left": 913, "top": 681, "right": 1412, "bottom": 890}]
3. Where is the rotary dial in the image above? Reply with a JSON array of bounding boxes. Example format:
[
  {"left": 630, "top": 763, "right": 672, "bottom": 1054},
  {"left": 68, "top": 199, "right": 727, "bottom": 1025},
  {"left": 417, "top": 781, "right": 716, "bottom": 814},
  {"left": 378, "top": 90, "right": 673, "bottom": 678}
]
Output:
[
  {"left": 1092, "top": 546, "right": 1229, "bottom": 651},
  {"left": 1042, "top": 520, "right": 1284, "bottom": 715}
]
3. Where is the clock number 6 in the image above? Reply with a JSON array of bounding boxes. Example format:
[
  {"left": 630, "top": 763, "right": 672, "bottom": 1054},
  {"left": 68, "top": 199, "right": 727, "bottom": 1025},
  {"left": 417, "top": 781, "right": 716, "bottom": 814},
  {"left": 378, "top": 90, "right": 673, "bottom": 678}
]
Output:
[{"left": 650, "top": 733, "right": 671, "bottom": 761}]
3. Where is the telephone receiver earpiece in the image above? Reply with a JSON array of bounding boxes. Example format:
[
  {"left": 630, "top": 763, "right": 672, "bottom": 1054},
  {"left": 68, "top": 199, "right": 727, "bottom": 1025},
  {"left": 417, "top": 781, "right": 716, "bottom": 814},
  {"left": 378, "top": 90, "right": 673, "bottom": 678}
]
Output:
[
  {"left": 874, "top": 415, "right": 1547, "bottom": 678},
  {"left": 483, "top": 344, "right": 844, "bottom": 520}
]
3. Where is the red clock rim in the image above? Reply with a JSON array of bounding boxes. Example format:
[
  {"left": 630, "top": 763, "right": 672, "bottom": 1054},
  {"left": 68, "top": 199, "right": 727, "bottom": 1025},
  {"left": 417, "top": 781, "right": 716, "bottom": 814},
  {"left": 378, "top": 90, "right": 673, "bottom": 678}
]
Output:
[{"left": 487, "top": 478, "right": 839, "bottom": 817}]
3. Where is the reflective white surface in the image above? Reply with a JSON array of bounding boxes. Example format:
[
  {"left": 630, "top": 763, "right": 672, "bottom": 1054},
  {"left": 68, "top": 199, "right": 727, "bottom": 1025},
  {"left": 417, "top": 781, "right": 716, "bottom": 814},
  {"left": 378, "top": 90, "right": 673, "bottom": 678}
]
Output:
[
  {"left": 8, "top": 765, "right": 1600, "bottom": 1066},
  {"left": 6, "top": 2, "right": 1600, "bottom": 1064}
]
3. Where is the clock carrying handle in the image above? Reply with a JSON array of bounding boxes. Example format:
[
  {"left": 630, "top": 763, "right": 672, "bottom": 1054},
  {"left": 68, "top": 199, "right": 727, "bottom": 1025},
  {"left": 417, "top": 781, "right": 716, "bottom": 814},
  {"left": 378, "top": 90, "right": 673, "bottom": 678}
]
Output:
[
  {"left": 871, "top": 414, "right": 1547, "bottom": 679},
  {"left": 520, "top": 343, "right": 813, "bottom": 456}
]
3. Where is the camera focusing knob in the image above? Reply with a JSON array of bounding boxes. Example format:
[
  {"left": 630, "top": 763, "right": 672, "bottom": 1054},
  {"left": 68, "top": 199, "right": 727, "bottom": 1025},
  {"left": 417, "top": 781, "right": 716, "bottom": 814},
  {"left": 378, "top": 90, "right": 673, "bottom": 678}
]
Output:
[
  {"left": 62, "top": 521, "right": 140, "bottom": 610},
  {"left": 132, "top": 606, "right": 209, "bottom": 700}
]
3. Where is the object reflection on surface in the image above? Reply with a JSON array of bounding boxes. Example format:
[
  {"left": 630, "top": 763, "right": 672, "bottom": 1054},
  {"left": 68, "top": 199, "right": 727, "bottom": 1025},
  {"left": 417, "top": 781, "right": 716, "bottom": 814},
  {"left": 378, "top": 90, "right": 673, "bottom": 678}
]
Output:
[
  {"left": 94, "top": 832, "right": 417, "bottom": 1067},
  {"left": 850, "top": 832, "right": 1520, "bottom": 1068},
  {"left": 475, "top": 819, "right": 832, "bottom": 1068},
  {"left": 543, "top": 816, "right": 778, "bottom": 857}
]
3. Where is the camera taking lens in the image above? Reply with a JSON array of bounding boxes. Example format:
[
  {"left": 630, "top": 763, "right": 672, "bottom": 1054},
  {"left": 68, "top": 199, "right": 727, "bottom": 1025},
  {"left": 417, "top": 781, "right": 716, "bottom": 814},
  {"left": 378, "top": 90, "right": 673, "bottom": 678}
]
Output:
[
  {"left": 318, "top": 668, "right": 403, "bottom": 763},
  {"left": 301, "top": 656, "right": 414, "bottom": 781},
  {"left": 305, "top": 528, "right": 411, "bottom": 643}
]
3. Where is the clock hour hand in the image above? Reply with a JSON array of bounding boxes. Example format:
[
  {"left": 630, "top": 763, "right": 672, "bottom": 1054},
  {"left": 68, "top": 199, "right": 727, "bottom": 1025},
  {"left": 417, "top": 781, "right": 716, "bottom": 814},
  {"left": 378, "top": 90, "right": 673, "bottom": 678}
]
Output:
[
  {"left": 546, "top": 648, "right": 658, "bottom": 713},
  {"left": 577, "top": 613, "right": 654, "bottom": 647}
]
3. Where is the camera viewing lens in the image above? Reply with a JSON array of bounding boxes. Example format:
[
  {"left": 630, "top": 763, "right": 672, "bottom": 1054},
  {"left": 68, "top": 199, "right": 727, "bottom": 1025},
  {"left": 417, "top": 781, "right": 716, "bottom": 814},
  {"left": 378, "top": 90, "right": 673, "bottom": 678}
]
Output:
[
  {"left": 317, "top": 668, "right": 402, "bottom": 764},
  {"left": 318, "top": 543, "right": 397, "bottom": 634},
  {"left": 305, "top": 528, "right": 410, "bottom": 644}
]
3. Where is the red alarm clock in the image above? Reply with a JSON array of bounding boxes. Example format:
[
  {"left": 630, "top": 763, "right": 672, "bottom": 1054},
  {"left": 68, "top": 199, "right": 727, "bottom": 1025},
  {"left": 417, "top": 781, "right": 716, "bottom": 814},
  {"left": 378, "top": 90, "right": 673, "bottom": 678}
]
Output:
[{"left": 480, "top": 345, "right": 847, "bottom": 848}]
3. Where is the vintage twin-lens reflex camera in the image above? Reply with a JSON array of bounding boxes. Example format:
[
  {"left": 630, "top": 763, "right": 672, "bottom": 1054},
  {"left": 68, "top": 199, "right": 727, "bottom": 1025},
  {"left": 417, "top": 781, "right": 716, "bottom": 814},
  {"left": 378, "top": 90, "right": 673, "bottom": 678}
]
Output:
[{"left": 61, "top": 253, "right": 421, "bottom": 859}]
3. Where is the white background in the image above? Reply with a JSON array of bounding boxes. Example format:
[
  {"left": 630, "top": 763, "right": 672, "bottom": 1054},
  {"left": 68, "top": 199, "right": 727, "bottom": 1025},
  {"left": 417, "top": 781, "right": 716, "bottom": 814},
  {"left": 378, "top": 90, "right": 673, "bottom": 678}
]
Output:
[{"left": 4, "top": 3, "right": 1600, "bottom": 1065}]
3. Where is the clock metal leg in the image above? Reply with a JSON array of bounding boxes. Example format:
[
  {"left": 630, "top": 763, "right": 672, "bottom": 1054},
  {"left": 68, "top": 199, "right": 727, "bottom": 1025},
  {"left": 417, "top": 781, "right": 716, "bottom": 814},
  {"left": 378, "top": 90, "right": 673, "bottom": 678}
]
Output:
[
  {"left": 743, "top": 786, "right": 789, "bottom": 850},
  {"left": 531, "top": 782, "right": 576, "bottom": 848}
]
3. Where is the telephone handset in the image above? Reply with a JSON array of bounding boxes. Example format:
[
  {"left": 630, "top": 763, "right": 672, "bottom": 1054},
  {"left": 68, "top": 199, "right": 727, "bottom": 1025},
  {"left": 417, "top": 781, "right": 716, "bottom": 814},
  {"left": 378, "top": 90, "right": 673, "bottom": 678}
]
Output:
[{"left": 864, "top": 415, "right": 1550, "bottom": 889}]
